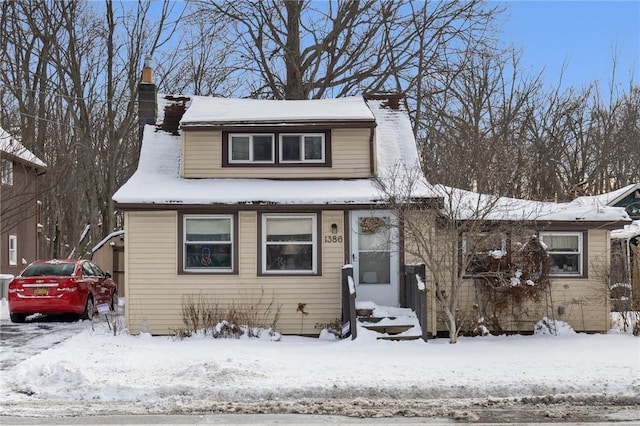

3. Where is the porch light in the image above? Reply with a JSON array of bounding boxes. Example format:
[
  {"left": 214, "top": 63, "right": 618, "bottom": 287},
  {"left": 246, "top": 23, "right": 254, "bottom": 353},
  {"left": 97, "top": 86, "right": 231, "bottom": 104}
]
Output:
[{"left": 331, "top": 223, "right": 338, "bottom": 234}]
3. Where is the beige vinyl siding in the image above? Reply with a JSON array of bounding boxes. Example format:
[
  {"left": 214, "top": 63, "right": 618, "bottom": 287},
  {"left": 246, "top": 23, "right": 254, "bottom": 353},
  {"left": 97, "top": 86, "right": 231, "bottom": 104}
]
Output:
[
  {"left": 403, "top": 210, "right": 439, "bottom": 336},
  {"left": 432, "top": 228, "right": 612, "bottom": 334},
  {"left": 181, "top": 128, "right": 371, "bottom": 179},
  {"left": 125, "top": 209, "right": 345, "bottom": 336},
  {"left": 182, "top": 131, "right": 221, "bottom": 178},
  {"left": 549, "top": 229, "right": 611, "bottom": 332},
  {"left": 124, "top": 211, "right": 179, "bottom": 334}
]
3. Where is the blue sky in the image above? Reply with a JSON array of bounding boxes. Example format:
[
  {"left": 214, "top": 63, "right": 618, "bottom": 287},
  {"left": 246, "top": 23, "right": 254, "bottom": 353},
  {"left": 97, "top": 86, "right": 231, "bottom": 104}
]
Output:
[{"left": 499, "top": 0, "right": 639, "bottom": 90}]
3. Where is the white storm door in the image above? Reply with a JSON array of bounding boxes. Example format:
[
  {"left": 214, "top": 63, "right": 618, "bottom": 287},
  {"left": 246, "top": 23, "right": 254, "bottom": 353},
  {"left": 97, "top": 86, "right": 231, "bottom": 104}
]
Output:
[{"left": 350, "top": 210, "right": 399, "bottom": 307}]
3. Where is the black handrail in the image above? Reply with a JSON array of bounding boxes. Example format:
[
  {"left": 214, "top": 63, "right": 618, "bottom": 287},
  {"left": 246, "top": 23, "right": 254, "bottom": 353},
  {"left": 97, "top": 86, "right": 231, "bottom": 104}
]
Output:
[
  {"left": 341, "top": 265, "right": 357, "bottom": 339},
  {"left": 403, "top": 264, "right": 428, "bottom": 341}
]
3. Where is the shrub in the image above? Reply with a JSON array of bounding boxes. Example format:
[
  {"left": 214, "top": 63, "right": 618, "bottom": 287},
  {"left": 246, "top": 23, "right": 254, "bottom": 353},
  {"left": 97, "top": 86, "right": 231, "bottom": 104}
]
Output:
[{"left": 179, "top": 289, "right": 281, "bottom": 339}]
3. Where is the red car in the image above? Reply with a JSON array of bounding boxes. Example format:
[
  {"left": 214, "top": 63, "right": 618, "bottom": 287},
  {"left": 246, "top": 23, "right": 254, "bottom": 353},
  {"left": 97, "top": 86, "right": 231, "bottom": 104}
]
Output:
[{"left": 7, "top": 259, "right": 117, "bottom": 323}]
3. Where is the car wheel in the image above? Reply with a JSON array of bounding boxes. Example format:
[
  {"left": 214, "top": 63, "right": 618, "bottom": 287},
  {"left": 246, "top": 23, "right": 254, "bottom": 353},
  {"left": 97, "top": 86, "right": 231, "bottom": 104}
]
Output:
[
  {"left": 10, "top": 313, "right": 27, "bottom": 323},
  {"left": 80, "top": 296, "right": 94, "bottom": 320},
  {"left": 110, "top": 290, "right": 118, "bottom": 313}
]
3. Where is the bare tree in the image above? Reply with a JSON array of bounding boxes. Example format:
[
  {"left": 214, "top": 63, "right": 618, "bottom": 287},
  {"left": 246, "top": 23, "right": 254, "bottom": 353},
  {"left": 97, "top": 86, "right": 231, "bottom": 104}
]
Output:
[
  {"left": 418, "top": 47, "right": 541, "bottom": 197},
  {"left": 0, "top": 0, "right": 183, "bottom": 257},
  {"left": 192, "top": 0, "right": 501, "bottom": 100}
]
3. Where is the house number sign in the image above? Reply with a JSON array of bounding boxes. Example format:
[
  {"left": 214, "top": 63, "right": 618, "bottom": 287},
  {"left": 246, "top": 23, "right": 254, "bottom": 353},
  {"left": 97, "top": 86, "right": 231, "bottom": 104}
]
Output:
[{"left": 324, "top": 234, "right": 343, "bottom": 243}]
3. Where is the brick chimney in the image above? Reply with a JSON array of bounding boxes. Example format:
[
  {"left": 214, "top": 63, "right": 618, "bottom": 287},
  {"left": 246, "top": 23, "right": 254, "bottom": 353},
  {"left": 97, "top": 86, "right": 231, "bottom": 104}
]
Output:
[{"left": 138, "top": 55, "right": 157, "bottom": 142}]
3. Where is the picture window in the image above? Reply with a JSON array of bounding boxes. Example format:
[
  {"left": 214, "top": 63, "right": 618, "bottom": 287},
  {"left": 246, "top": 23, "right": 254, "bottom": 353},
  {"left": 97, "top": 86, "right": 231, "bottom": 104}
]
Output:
[{"left": 262, "top": 214, "right": 317, "bottom": 274}]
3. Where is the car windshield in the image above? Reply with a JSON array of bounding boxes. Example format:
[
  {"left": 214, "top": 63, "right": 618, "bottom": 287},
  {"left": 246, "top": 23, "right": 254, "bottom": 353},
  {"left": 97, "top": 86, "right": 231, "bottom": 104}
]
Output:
[{"left": 22, "top": 263, "right": 75, "bottom": 277}]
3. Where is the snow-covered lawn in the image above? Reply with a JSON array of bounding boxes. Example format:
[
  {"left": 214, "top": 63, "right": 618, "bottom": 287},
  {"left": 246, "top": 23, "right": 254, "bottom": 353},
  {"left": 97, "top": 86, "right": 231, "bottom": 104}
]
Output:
[{"left": 1, "top": 298, "right": 638, "bottom": 419}]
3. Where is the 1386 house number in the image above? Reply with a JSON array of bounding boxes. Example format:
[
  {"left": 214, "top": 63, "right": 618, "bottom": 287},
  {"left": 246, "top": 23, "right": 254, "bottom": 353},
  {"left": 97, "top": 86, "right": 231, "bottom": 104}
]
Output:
[{"left": 324, "top": 235, "right": 343, "bottom": 243}]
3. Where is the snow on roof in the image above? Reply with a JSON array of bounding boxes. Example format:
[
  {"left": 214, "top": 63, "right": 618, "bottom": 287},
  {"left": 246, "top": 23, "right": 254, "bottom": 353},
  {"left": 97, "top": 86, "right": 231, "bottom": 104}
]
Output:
[
  {"left": 91, "top": 230, "right": 125, "bottom": 253},
  {"left": 114, "top": 96, "right": 437, "bottom": 206},
  {"left": 571, "top": 183, "right": 640, "bottom": 207},
  {"left": 180, "top": 96, "right": 375, "bottom": 126},
  {"left": 366, "top": 98, "right": 423, "bottom": 180},
  {"left": 433, "top": 185, "right": 630, "bottom": 223},
  {"left": 0, "top": 126, "right": 46, "bottom": 169},
  {"left": 611, "top": 220, "right": 640, "bottom": 240},
  {"left": 114, "top": 94, "right": 628, "bottom": 225}
]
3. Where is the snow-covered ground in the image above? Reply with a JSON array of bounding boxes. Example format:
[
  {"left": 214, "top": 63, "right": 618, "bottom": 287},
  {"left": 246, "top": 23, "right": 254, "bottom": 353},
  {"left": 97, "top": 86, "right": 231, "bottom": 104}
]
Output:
[{"left": 1, "top": 298, "right": 638, "bottom": 421}]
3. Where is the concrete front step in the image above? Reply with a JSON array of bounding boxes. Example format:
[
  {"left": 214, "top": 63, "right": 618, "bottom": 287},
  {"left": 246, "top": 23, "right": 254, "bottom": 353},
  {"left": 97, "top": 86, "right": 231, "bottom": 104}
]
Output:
[
  {"left": 377, "top": 335, "right": 422, "bottom": 341},
  {"left": 357, "top": 316, "right": 396, "bottom": 323},
  {"left": 362, "top": 324, "right": 413, "bottom": 335}
]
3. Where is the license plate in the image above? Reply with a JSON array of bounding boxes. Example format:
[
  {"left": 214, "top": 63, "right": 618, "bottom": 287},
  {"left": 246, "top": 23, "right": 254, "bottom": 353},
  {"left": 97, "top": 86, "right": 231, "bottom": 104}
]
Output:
[{"left": 33, "top": 288, "right": 48, "bottom": 296}]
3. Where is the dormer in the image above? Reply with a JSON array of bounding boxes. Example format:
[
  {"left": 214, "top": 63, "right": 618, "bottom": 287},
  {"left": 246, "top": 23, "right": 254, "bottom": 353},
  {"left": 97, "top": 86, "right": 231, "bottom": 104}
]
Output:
[{"left": 178, "top": 97, "right": 378, "bottom": 180}]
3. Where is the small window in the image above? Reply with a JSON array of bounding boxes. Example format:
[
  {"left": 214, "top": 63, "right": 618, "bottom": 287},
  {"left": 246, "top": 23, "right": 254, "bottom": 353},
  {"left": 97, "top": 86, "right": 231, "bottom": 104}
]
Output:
[
  {"left": 8, "top": 235, "right": 17, "bottom": 265},
  {"left": 262, "top": 214, "right": 317, "bottom": 274},
  {"left": 229, "top": 134, "right": 274, "bottom": 163},
  {"left": 279, "top": 134, "right": 325, "bottom": 163},
  {"left": 540, "top": 232, "right": 583, "bottom": 276},
  {"left": 462, "top": 232, "right": 507, "bottom": 274},
  {"left": 1, "top": 159, "right": 13, "bottom": 186},
  {"left": 184, "top": 215, "right": 234, "bottom": 272}
]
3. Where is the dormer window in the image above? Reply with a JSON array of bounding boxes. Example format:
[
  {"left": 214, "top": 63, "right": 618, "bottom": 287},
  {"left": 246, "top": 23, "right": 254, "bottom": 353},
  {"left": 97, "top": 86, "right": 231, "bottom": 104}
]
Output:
[
  {"left": 229, "top": 134, "right": 274, "bottom": 164},
  {"left": 280, "top": 134, "right": 325, "bottom": 163},
  {"left": 223, "top": 129, "right": 331, "bottom": 167}
]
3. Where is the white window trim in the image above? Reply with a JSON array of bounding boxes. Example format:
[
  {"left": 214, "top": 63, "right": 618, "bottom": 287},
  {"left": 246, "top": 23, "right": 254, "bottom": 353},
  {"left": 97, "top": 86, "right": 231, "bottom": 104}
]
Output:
[
  {"left": 228, "top": 133, "right": 275, "bottom": 164},
  {"left": 8, "top": 235, "right": 17, "bottom": 266},
  {"left": 1, "top": 159, "right": 13, "bottom": 186},
  {"left": 183, "top": 214, "right": 234, "bottom": 273},
  {"left": 540, "top": 231, "right": 583, "bottom": 276},
  {"left": 262, "top": 213, "right": 317, "bottom": 274},
  {"left": 279, "top": 133, "right": 325, "bottom": 163}
]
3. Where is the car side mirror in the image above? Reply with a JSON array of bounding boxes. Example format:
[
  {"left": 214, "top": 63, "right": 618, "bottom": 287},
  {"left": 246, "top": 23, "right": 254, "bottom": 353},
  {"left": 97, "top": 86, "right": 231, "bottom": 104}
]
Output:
[{"left": 105, "top": 272, "right": 112, "bottom": 279}]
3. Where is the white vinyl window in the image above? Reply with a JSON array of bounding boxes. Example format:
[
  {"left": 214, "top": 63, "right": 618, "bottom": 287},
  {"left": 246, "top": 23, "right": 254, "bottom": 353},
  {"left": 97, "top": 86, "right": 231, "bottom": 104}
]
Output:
[
  {"left": 262, "top": 214, "right": 317, "bottom": 274},
  {"left": 183, "top": 215, "right": 233, "bottom": 272},
  {"left": 229, "top": 134, "right": 274, "bottom": 163},
  {"left": 1, "top": 159, "right": 13, "bottom": 185},
  {"left": 8, "top": 235, "right": 17, "bottom": 266},
  {"left": 279, "top": 134, "right": 325, "bottom": 163},
  {"left": 539, "top": 232, "right": 583, "bottom": 276}
]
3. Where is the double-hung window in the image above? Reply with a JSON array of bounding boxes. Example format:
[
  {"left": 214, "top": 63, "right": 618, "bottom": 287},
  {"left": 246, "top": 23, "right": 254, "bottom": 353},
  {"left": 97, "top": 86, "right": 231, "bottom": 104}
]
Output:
[
  {"left": 1, "top": 159, "right": 13, "bottom": 186},
  {"left": 539, "top": 232, "right": 583, "bottom": 276},
  {"left": 262, "top": 214, "right": 317, "bottom": 274},
  {"left": 183, "top": 215, "right": 234, "bottom": 272},
  {"left": 8, "top": 235, "right": 17, "bottom": 266},
  {"left": 229, "top": 134, "right": 274, "bottom": 163},
  {"left": 280, "top": 134, "right": 324, "bottom": 163}
]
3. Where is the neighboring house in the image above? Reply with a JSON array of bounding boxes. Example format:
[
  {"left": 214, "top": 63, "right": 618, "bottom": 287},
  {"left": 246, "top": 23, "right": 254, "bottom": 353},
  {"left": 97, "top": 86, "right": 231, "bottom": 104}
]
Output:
[
  {"left": 91, "top": 230, "right": 125, "bottom": 297},
  {"left": 114, "top": 89, "right": 440, "bottom": 336},
  {"left": 573, "top": 184, "right": 640, "bottom": 309},
  {"left": 572, "top": 183, "right": 640, "bottom": 221},
  {"left": 0, "top": 127, "right": 47, "bottom": 280},
  {"left": 427, "top": 187, "right": 631, "bottom": 334}
]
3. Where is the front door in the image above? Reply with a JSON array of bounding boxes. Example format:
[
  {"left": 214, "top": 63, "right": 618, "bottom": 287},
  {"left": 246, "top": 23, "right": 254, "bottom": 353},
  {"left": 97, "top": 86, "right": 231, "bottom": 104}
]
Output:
[{"left": 350, "top": 210, "right": 399, "bottom": 306}]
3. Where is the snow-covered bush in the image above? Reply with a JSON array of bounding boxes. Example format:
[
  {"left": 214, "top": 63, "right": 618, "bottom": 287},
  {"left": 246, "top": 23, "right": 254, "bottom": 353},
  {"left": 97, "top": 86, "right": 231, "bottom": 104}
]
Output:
[{"left": 534, "top": 317, "right": 576, "bottom": 336}]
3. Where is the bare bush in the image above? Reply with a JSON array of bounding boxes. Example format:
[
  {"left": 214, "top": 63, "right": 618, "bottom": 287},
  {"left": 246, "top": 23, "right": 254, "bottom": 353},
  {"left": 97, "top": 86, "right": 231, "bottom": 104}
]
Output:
[{"left": 179, "top": 289, "right": 281, "bottom": 339}]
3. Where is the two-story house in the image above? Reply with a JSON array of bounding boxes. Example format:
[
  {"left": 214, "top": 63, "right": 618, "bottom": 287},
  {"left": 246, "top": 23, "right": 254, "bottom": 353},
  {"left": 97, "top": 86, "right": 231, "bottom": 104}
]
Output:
[
  {"left": 113, "top": 92, "right": 440, "bottom": 336},
  {"left": 0, "top": 127, "right": 47, "bottom": 283}
]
